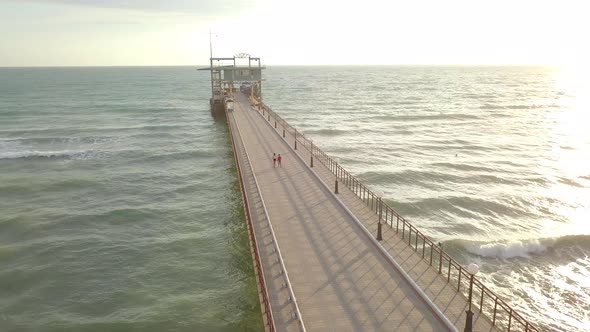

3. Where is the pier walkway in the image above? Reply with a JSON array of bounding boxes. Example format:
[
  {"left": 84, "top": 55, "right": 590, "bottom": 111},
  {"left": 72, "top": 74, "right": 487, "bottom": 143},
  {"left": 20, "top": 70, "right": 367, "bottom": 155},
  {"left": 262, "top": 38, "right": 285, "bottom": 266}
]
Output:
[{"left": 227, "top": 94, "right": 497, "bottom": 332}]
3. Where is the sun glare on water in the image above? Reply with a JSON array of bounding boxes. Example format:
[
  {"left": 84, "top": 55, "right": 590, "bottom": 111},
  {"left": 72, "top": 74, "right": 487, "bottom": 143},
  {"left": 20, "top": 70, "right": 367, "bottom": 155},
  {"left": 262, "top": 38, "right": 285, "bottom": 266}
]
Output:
[{"left": 541, "top": 65, "right": 590, "bottom": 237}]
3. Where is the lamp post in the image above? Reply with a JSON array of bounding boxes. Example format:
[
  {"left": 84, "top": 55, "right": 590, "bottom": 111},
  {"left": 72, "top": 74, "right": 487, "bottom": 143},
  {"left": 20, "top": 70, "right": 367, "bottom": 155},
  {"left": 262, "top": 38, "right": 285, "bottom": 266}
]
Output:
[
  {"left": 310, "top": 139, "right": 314, "bottom": 168},
  {"left": 464, "top": 263, "right": 480, "bottom": 332},
  {"left": 334, "top": 157, "right": 340, "bottom": 194},
  {"left": 376, "top": 191, "right": 384, "bottom": 241}
]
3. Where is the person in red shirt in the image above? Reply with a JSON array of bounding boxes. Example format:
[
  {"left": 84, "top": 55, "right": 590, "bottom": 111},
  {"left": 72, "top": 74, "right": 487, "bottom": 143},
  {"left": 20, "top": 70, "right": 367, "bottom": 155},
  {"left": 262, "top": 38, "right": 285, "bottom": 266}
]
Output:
[{"left": 277, "top": 154, "right": 282, "bottom": 167}]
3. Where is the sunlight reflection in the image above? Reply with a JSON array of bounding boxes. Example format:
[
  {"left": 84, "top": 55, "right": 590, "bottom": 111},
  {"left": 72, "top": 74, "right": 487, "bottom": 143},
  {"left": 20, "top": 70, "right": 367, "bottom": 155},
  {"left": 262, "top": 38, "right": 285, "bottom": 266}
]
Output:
[{"left": 541, "top": 66, "right": 590, "bottom": 236}]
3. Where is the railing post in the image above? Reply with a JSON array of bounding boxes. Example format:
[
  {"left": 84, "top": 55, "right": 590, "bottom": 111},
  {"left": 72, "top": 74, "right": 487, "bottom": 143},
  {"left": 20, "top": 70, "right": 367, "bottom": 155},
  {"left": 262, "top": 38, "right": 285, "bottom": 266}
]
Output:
[
  {"left": 480, "top": 286, "right": 484, "bottom": 313},
  {"left": 422, "top": 237, "right": 425, "bottom": 258},
  {"left": 492, "top": 297, "right": 498, "bottom": 325},
  {"left": 294, "top": 130, "right": 297, "bottom": 150},
  {"left": 283, "top": 128, "right": 285, "bottom": 137},
  {"left": 438, "top": 243, "right": 443, "bottom": 274},
  {"left": 310, "top": 140, "right": 314, "bottom": 167},
  {"left": 447, "top": 259, "right": 452, "bottom": 281},
  {"left": 508, "top": 308, "right": 513, "bottom": 332},
  {"left": 376, "top": 196, "right": 383, "bottom": 241}
]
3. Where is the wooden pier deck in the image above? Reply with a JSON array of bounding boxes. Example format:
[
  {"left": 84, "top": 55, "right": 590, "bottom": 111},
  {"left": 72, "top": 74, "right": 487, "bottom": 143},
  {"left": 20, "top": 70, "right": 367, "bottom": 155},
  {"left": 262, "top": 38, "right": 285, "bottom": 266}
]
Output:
[{"left": 226, "top": 94, "right": 498, "bottom": 332}]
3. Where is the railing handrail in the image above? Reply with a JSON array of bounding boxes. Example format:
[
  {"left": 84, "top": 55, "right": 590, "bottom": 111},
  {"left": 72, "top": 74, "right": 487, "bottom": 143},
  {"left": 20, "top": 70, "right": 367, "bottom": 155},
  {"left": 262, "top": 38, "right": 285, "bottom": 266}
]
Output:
[
  {"left": 225, "top": 107, "right": 276, "bottom": 331},
  {"left": 229, "top": 104, "right": 307, "bottom": 332},
  {"left": 256, "top": 100, "right": 539, "bottom": 332}
]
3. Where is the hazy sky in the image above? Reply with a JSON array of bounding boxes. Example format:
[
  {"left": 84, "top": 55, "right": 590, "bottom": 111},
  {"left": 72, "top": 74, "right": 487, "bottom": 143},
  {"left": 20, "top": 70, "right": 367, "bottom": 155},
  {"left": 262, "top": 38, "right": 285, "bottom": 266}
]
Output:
[{"left": 0, "top": 0, "right": 588, "bottom": 66}]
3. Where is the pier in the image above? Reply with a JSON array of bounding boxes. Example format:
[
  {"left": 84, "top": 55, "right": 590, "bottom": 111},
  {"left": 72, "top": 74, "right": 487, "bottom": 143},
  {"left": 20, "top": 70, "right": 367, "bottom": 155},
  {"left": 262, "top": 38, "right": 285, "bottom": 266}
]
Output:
[{"left": 212, "top": 56, "right": 539, "bottom": 331}]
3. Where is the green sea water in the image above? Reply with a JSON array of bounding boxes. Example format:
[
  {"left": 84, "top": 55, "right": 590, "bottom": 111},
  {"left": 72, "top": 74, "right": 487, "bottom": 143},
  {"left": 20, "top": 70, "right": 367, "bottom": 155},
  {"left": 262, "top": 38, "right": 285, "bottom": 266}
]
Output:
[{"left": 0, "top": 67, "right": 262, "bottom": 331}]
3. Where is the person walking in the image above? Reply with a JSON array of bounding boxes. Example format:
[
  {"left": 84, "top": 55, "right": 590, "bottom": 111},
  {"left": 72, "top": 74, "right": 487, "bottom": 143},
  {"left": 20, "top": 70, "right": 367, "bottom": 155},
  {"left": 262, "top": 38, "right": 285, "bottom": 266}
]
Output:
[
  {"left": 272, "top": 153, "right": 277, "bottom": 167},
  {"left": 277, "top": 154, "right": 282, "bottom": 167}
]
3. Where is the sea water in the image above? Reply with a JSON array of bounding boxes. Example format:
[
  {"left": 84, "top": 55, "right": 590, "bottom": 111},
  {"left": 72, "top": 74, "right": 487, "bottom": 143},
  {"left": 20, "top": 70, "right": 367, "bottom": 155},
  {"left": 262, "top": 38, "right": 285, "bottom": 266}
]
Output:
[
  {"left": 1, "top": 66, "right": 588, "bottom": 331},
  {"left": 0, "top": 67, "right": 262, "bottom": 331}
]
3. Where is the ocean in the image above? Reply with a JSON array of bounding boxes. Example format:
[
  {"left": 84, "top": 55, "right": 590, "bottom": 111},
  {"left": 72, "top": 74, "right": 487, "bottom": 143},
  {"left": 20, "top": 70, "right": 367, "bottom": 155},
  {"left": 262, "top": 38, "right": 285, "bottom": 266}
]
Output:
[{"left": 1, "top": 66, "right": 588, "bottom": 331}]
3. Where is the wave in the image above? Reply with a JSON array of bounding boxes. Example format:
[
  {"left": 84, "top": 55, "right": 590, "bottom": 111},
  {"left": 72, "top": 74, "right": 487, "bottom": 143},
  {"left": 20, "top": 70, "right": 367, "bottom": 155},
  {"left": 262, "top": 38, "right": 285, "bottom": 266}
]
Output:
[
  {"left": 0, "top": 149, "right": 95, "bottom": 160},
  {"left": 359, "top": 169, "right": 519, "bottom": 188},
  {"left": 460, "top": 234, "right": 590, "bottom": 259},
  {"left": 480, "top": 104, "right": 514, "bottom": 110},
  {"left": 308, "top": 128, "right": 349, "bottom": 136},
  {"left": 394, "top": 100, "right": 424, "bottom": 105},
  {"left": 409, "top": 141, "right": 495, "bottom": 153},
  {"left": 557, "top": 176, "right": 584, "bottom": 188},
  {"left": 479, "top": 103, "right": 560, "bottom": 110},
  {"left": 467, "top": 239, "right": 549, "bottom": 258},
  {"left": 393, "top": 195, "right": 528, "bottom": 219},
  {"left": 0, "top": 123, "right": 195, "bottom": 135},
  {"left": 157, "top": 150, "right": 217, "bottom": 160},
  {"left": 0, "top": 136, "right": 118, "bottom": 146},
  {"left": 430, "top": 162, "right": 497, "bottom": 173},
  {"left": 383, "top": 113, "right": 481, "bottom": 121}
]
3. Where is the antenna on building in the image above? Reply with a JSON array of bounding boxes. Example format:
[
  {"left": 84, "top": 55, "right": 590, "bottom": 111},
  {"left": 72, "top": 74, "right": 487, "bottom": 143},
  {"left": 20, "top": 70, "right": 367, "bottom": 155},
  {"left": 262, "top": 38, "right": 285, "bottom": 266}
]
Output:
[
  {"left": 209, "top": 29, "right": 214, "bottom": 60},
  {"left": 209, "top": 29, "right": 214, "bottom": 109}
]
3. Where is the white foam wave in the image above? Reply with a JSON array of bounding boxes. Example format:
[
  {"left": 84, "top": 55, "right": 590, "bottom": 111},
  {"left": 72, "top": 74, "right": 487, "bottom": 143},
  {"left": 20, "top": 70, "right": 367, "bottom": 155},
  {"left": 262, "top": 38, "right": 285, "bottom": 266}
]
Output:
[
  {"left": 0, "top": 150, "right": 94, "bottom": 160},
  {"left": 466, "top": 239, "right": 552, "bottom": 258}
]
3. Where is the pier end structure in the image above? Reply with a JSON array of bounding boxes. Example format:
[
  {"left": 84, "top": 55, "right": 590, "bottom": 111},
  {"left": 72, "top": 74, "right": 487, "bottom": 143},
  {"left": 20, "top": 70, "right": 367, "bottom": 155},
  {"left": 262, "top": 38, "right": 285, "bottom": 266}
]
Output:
[{"left": 200, "top": 54, "right": 264, "bottom": 113}]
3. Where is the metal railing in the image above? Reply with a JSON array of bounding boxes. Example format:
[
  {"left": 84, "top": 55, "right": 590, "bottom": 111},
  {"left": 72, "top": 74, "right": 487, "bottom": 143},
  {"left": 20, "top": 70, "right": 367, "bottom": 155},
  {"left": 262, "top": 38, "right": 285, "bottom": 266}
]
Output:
[
  {"left": 225, "top": 107, "right": 275, "bottom": 332},
  {"left": 228, "top": 102, "right": 307, "bottom": 332},
  {"left": 254, "top": 100, "right": 540, "bottom": 332}
]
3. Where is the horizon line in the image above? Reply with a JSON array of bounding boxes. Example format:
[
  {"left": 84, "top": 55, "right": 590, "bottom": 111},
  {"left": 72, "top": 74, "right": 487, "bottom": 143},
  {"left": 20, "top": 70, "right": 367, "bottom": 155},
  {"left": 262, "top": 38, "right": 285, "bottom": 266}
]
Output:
[{"left": 0, "top": 63, "right": 562, "bottom": 69}]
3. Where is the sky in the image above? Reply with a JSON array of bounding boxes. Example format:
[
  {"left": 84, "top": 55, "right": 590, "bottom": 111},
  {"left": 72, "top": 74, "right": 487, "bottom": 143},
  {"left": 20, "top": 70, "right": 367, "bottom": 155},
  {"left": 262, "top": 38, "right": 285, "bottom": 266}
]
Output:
[{"left": 0, "top": 0, "right": 588, "bottom": 66}]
